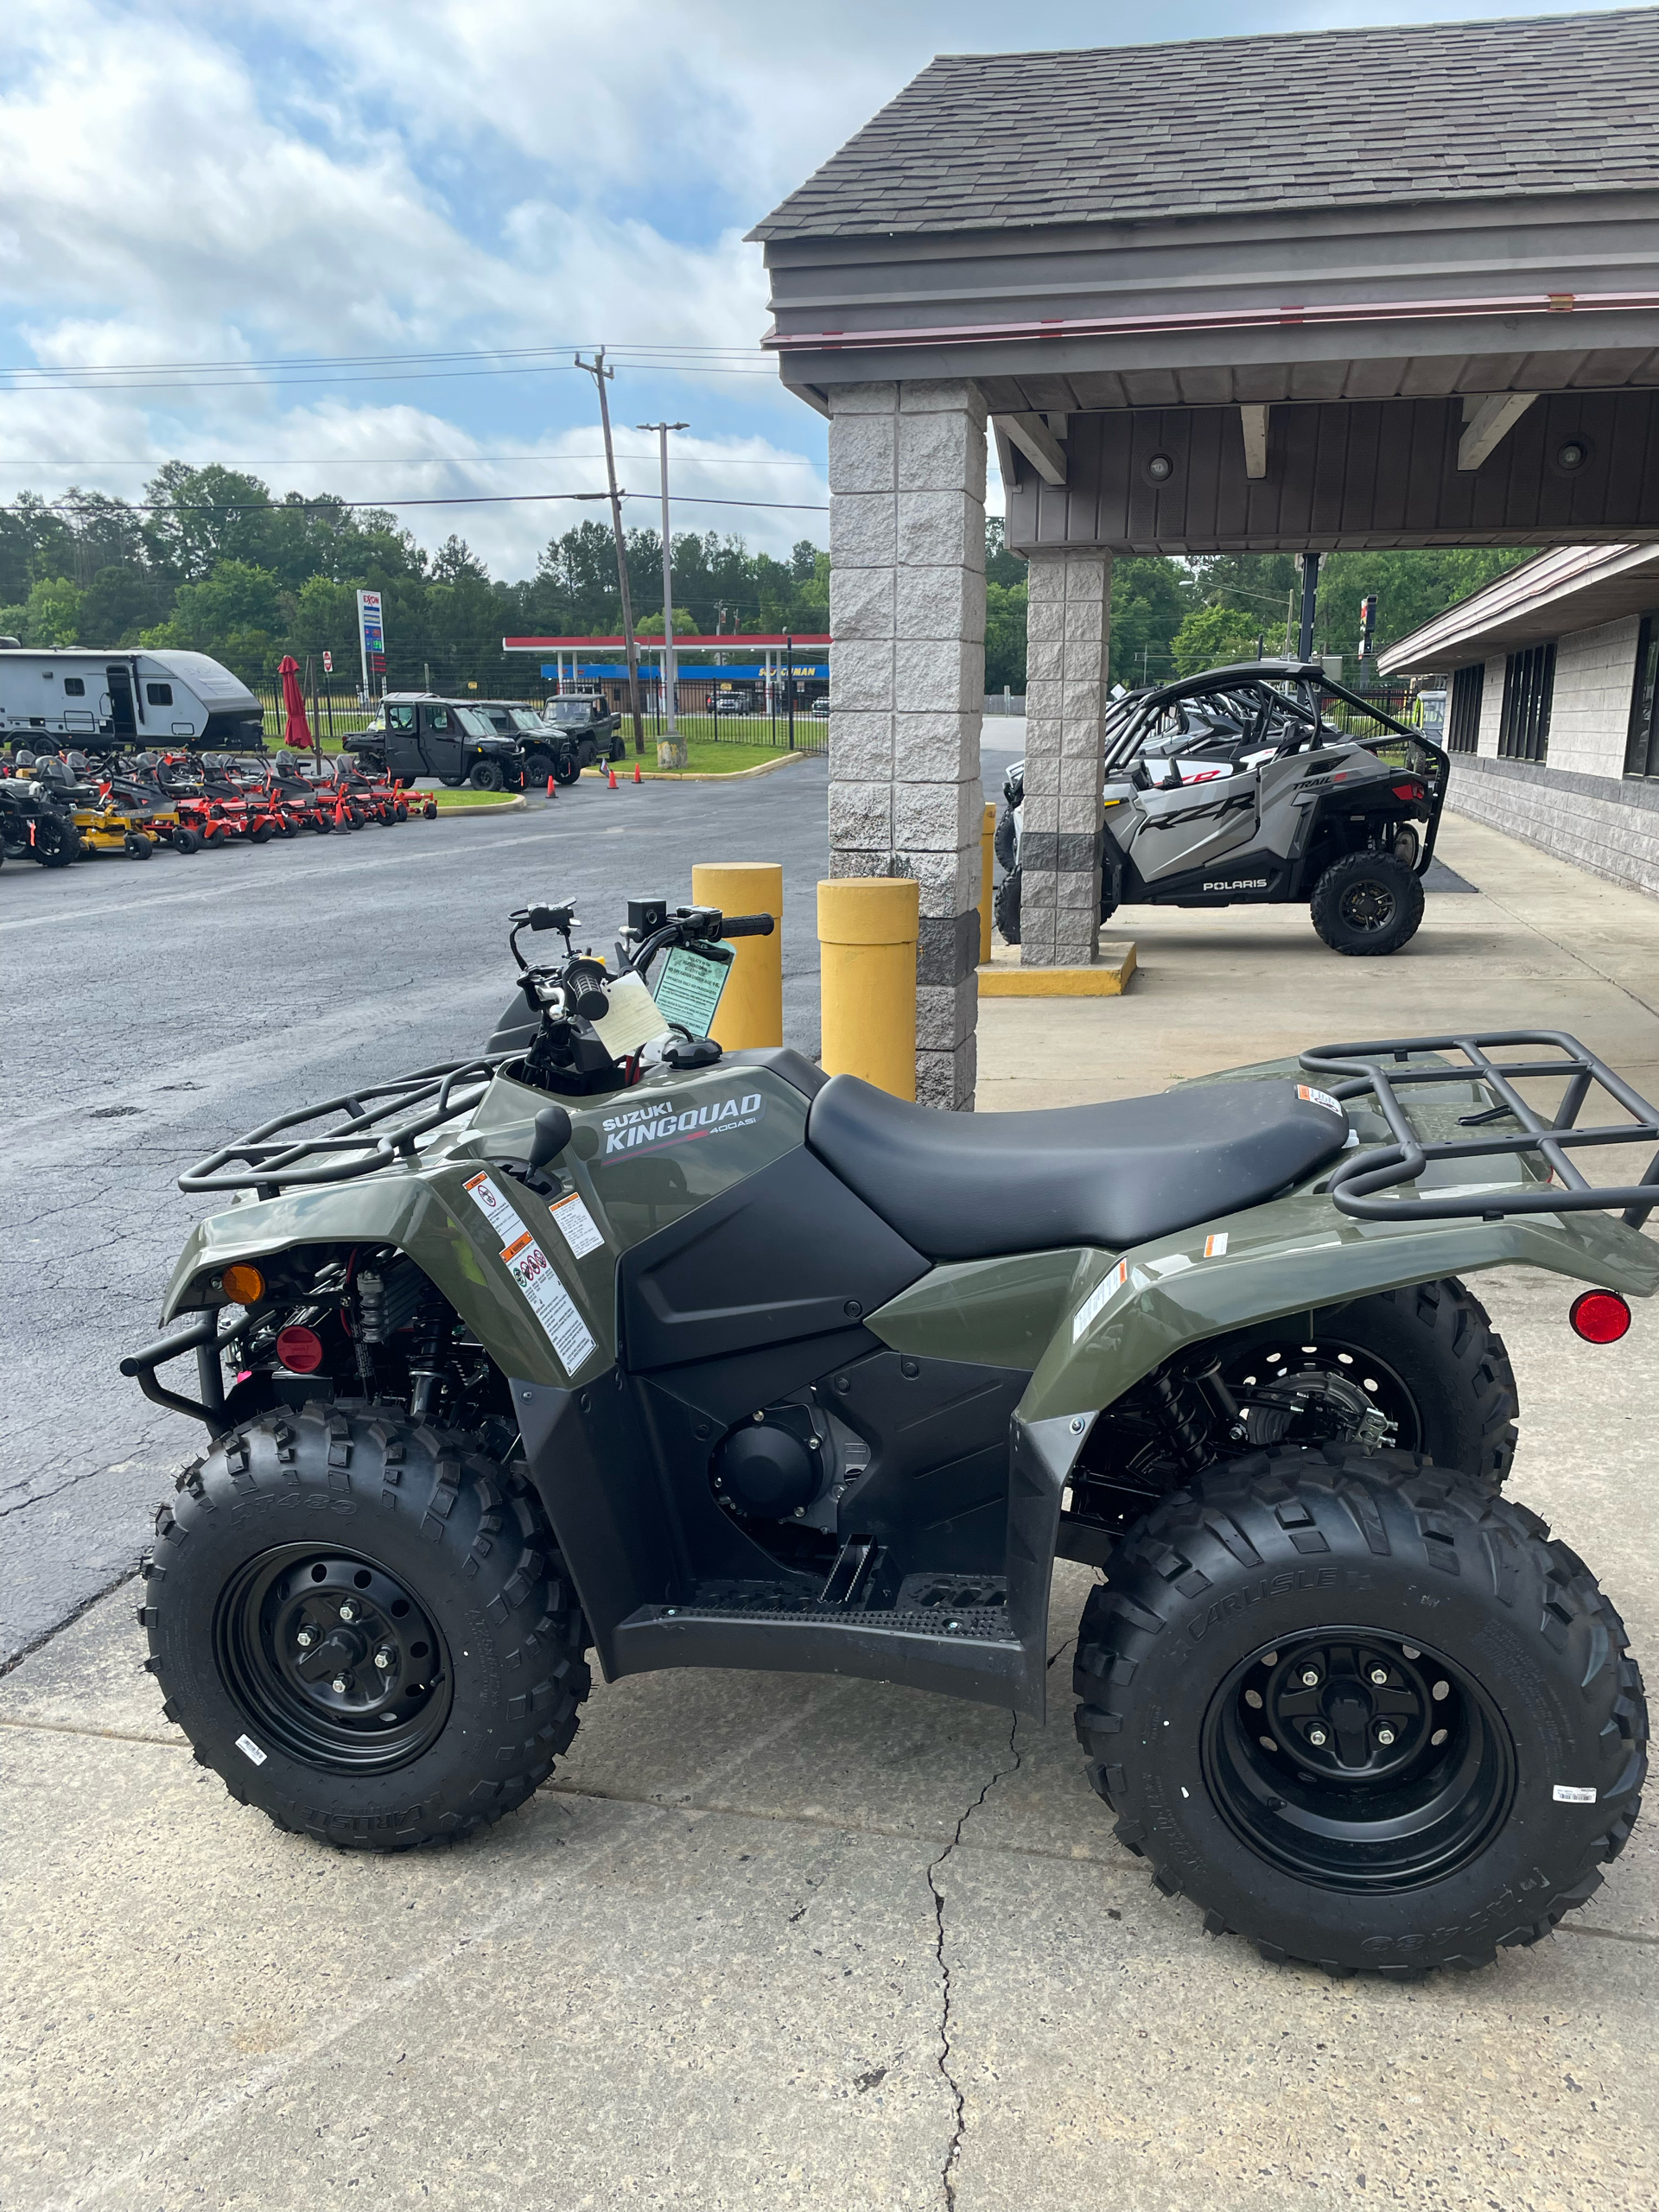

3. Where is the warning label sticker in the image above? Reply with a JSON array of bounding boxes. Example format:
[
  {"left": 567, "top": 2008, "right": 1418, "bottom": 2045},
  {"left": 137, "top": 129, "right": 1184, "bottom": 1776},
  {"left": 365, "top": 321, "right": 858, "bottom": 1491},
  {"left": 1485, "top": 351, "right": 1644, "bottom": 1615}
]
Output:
[
  {"left": 1297, "top": 1084, "right": 1344, "bottom": 1116},
  {"left": 1072, "top": 1258, "right": 1130, "bottom": 1344},
  {"left": 1204, "top": 1231, "right": 1230, "bottom": 1258},
  {"left": 549, "top": 1192, "right": 604, "bottom": 1258},
  {"left": 462, "top": 1169, "right": 527, "bottom": 1246},
  {"left": 499, "top": 1230, "right": 596, "bottom": 1376}
]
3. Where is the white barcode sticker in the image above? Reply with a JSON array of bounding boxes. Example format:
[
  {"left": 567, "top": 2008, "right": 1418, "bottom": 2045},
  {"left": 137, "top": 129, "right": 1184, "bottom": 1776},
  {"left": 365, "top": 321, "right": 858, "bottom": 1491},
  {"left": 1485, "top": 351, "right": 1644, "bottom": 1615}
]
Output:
[
  {"left": 500, "top": 1230, "right": 596, "bottom": 1376},
  {"left": 462, "top": 1169, "right": 526, "bottom": 1246},
  {"left": 235, "top": 1733, "right": 268, "bottom": 1766},
  {"left": 549, "top": 1193, "right": 604, "bottom": 1258},
  {"left": 1553, "top": 1783, "right": 1597, "bottom": 1804},
  {"left": 1072, "top": 1259, "right": 1130, "bottom": 1344}
]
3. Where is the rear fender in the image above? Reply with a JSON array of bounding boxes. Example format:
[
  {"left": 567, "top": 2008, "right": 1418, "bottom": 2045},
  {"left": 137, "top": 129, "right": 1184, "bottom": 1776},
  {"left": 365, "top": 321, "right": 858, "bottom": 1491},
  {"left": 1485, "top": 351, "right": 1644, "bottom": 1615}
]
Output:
[{"left": 1017, "top": 1193, "right": 1657, "bottom": 1424}]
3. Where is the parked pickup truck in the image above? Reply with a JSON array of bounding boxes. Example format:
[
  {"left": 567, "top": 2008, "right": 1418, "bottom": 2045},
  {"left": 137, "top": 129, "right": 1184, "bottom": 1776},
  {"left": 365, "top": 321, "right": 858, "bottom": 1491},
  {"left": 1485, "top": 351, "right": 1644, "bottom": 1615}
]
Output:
[
  {"left": 346, "top": 695, "right": 525, "bottom": 790},
  {"left": 541, "top": 693, "right": 626, "bottom": 766}
]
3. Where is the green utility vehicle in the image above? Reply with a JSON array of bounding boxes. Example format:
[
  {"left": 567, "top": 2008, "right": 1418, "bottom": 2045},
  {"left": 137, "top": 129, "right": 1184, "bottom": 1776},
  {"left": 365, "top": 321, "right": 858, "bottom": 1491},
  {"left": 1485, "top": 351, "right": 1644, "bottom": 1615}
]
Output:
[{"left": 127, "top": 895, "right": 1657, "bottom": 1974}]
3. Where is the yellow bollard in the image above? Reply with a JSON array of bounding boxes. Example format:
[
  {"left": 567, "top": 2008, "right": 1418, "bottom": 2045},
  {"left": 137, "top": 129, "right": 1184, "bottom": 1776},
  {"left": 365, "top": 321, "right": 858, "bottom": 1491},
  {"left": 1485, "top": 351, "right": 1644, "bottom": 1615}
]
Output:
[
  {"left": 980, "top": 802, "right": 996, "bottom": 965},
  {"left": 690, "top": 861, "right": 783, "bottom": 1048},
  {"left": 817, "top": 878, "right": 919, "bottom": 1099}
]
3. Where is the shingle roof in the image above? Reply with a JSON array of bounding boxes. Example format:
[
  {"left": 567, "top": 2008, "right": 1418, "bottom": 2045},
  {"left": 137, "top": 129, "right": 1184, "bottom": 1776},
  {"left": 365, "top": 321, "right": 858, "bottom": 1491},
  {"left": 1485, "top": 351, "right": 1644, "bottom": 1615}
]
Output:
[{"left": 749, "top": 10, "right": 1659, "bottom": 241}]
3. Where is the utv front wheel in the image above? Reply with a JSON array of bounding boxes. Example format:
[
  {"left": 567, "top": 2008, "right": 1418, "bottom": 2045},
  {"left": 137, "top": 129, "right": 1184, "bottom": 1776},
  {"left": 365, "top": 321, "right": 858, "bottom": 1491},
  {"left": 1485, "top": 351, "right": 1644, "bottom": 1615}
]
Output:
[
  {"left": 1073, "top": 1446, "right": 1645, "bottom": 1974},
  {"left": 143, "top": 1405, "right": 591, "bottom": 1849},
  {"left": 1310, "top": 850, "right": 1424, "bottom": 956},
  {"left": 994, "top": 866, "right": 1021, "bottom": 944}
]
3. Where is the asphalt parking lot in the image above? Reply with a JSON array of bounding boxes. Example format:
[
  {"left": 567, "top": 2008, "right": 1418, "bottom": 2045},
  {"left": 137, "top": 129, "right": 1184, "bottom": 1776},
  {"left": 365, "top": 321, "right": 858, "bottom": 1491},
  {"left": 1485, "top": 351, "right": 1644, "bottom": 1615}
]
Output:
[{"left": 0, "top": 761, "right": 833, "bottom": 1665}]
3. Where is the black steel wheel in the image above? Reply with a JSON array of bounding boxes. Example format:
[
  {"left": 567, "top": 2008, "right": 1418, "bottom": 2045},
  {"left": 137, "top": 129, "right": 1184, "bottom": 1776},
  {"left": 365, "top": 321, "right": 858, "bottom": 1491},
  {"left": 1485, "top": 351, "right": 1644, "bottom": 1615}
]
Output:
[
  {"left": 215, "top": 1544, "right": 454, "bottom": 1774},
  {"left": 468, "top": 761, "right": 505, "bottom": 792},
  {"left": 1202, "top": 1629, "right": 1515, "bottom": 1891},
  {"left": 1310, "top": 850, "right": 1425, "bottom": 957},
  {"left": 144, "top": 1403, "right": 591, "bottom": 1850},
  {"left": 32, "top": 815, "right": 76, "bottom": 868},
  {"left": 1073, "top": 1446, "right": 1646, "bottom": 1974},
  {"left": 1216, "top": 1278, "right": 1518, "bottom": 1485}
]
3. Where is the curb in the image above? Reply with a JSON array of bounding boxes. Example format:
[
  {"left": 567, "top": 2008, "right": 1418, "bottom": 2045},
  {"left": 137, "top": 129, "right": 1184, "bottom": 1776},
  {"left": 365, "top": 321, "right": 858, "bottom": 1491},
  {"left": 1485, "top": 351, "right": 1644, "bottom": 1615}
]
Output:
[
  {"left": 579, "top": 750, "right": 815, "bottom": 784},
  {"left": 429, "top": 795, "right": 528, "bottom": 818},
  {"left": 977, "top": 941, "right": 1138, "bottom": 996}
]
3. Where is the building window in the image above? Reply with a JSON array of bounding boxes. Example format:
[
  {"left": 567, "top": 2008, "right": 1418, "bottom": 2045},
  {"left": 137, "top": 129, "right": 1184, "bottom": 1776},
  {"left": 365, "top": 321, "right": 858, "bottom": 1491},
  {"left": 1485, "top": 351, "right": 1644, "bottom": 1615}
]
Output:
[
  {"left": 62, "top": 677, "right": 86, "bottom": 697},
  {"left": 146, "top": 682, "right": 174, "bottom": 706},
  {"left": 1446, "top": 664, "right": 1484, "bottom": 754},
  {"left": 1629, "top": 614, "right": 1659, "bottom": 781},
  {"left": 1498, "top": 641, "right": 1554, "bottom": 765}
]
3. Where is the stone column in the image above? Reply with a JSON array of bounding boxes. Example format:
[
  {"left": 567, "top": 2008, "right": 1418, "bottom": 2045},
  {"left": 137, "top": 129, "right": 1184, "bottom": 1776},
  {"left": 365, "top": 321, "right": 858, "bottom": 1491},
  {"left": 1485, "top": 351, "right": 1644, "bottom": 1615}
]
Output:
[
  {"left": 827, "top": 378, "right": 987, "bottom": 1109},
  {"left": 1020, "top": 550, "right": 1113, "bottom": 967}
]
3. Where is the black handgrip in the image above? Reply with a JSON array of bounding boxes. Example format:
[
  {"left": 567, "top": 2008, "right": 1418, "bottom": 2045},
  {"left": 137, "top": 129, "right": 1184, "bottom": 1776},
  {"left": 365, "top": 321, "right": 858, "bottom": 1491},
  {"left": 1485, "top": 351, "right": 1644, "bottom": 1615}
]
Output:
[{"left": 717, "top": 913, "right": 775, "bottom": 938}]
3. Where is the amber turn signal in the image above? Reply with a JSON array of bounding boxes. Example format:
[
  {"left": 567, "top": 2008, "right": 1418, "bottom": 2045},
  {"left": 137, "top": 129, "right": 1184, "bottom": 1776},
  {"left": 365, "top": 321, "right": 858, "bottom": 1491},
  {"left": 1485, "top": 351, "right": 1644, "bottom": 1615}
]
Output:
[
  {"left": 1569, "top": 1289, "right": 1631, "bottom": 1344},
  {"left": 220, "top": 1262, "right": 267, "bottom": 1306}
]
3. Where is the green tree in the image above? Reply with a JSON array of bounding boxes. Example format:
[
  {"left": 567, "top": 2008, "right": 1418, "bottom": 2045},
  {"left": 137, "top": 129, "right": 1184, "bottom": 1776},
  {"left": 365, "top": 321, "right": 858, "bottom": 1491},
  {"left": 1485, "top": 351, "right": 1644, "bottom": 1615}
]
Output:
[
  {"left": 19, "top": 576, "right": 85, "bottom": 646},
  {"left": 985, "top": 517, "right": 1027, "bottom": 588},
  {"left": 985, "top": 581, "right": 1028, "bottom": 692},
  {"left": 636, "top": 607, "right": 696, "bottom": 635},
  {"left": 141, "top": 462, "right": 275, "bottom": 581},
  {"left": 1108, "top": 557, "right": 1198, "bottom": 688},
  {"left": 79, "top": 563, "right": 170, "bottom": 645},
  {"left": 1170, "top": 601, "right": 1262, "bottom": 676}
]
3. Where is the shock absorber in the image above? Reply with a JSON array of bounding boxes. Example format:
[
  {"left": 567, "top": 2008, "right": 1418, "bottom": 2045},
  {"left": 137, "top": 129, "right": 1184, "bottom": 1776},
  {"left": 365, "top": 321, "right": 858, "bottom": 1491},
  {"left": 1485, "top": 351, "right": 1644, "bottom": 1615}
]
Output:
[
  {"left": 1141, "top": 1365, "right": 1213, "bottom": 1474},
  {"left": 407, "top": 1333, "right": 445, "bottom": 1423}
]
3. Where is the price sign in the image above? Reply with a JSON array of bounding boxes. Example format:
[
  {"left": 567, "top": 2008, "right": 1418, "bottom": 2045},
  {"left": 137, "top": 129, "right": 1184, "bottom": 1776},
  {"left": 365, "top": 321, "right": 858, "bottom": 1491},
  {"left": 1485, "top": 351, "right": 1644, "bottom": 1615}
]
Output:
[{"left": 652, "top": 939, "right": 733, "bottom": 1039}]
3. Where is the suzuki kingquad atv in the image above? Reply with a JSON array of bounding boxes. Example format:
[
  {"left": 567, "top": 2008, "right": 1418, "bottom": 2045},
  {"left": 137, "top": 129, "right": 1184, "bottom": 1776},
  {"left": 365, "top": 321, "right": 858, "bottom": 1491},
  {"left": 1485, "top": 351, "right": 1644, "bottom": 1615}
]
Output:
[
  {"left": 995, "top": 660, "right": 1446, "bottom": 957},
  {"left": 128, "top": 899, "right": 1658, "bottom": 1975}
]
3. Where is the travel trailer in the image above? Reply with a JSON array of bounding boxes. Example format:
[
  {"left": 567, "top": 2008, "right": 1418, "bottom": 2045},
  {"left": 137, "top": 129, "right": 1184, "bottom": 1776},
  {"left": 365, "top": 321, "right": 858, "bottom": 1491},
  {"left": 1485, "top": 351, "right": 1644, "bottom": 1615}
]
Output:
[{"left": 0, "top": 647, "right": 264, "bottom": 753}]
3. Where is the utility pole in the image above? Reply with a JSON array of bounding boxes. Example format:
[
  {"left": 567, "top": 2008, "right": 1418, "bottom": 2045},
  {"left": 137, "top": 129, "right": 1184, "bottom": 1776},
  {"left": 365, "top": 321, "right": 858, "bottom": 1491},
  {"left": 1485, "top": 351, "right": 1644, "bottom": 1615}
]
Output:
[
  {"left": 575, "top": 349, "right": 645, "bottom": 757},
  {"left": 1297, "top": 553, "right": 1321, "bottom": 662},
  {"left": 639, "top": 419, "right": 689, "bottom": 766}
]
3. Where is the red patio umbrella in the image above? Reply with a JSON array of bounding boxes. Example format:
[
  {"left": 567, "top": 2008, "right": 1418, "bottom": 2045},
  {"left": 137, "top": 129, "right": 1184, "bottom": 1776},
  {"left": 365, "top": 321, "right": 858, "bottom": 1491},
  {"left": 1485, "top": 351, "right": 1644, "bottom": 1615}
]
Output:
[{"left": 278, "top": 655, "right": 315, "bottom": 749}]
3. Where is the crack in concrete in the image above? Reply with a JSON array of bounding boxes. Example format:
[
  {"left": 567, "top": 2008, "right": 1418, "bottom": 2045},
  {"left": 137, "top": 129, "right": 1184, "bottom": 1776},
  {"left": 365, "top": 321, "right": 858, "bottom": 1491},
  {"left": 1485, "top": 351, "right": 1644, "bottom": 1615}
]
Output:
[{"left": 926, "top": 1712, "right": 1023, "bottom": 2210}]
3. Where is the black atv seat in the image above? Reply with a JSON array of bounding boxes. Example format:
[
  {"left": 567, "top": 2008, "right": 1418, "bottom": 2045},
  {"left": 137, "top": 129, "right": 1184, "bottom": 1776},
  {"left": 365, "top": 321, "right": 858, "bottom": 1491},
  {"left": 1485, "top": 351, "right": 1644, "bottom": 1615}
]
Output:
[{"left": 806, "top": 1075, "right": 1349, "bottom": 1261}]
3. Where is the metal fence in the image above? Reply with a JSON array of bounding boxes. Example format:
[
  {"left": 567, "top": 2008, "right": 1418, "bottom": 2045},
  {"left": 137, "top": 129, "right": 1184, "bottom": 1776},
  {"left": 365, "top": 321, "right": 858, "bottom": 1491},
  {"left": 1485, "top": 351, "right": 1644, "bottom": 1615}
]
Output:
[
  {"left": 983, "top": 693, "right": 1027, "bottom": 715},
  {"left": 255, "top": 687, "right": 378, "bottom": 744},
  {"left": 620, "top": 676, "right": 828, "bottom": 758}
]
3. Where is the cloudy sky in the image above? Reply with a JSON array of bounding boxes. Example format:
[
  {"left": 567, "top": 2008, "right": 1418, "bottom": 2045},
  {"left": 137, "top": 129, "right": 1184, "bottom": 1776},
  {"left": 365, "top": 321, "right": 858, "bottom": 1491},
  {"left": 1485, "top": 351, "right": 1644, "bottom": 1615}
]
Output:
[{"left": 1, "top": 0, "right": 1626, "bottom": 575}]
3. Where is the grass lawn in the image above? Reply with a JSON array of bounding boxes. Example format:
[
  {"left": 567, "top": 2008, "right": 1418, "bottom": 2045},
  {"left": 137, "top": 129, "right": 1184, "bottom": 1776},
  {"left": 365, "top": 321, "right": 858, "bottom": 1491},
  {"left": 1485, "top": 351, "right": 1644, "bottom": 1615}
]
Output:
[
  {"left": 428, "top": 786, "right": 522, "bottom": 809},
  {"left": 591, "top": 738, "right": 815, "bottom": 777}
]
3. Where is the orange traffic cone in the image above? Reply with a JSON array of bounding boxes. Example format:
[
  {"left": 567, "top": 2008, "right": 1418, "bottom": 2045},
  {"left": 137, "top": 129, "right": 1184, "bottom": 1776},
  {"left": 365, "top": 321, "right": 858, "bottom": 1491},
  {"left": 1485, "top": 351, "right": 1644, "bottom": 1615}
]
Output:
[
  {"left": 607, "top": 766, "right": 618, "bottom": 790},
  {"left": 633, "top": 765, "right": 642, "bottom": 785},
  {"left": 546, "top": 774, "right": 556, "bottom": 797}
]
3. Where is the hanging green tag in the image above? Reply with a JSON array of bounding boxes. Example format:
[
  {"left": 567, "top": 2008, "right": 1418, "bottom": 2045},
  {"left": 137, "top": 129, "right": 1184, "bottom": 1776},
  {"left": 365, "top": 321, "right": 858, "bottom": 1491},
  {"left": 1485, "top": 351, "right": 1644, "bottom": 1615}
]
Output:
[{"left": 652, "top": 939, "right": 733, "bottom": 1038}]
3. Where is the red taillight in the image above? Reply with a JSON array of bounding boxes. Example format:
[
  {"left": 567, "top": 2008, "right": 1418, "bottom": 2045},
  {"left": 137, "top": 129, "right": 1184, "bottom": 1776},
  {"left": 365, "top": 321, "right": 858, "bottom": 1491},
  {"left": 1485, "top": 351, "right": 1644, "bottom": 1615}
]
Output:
[
  {"left": 1391, "top": 782, "right": 1424, "bottom": 802},
  {"left": 276, "top": 1325, "right": 325, "bottom": 1372},
  {"left": 1569, "top": 1290, "right": 1631, "bottom": 1344}
]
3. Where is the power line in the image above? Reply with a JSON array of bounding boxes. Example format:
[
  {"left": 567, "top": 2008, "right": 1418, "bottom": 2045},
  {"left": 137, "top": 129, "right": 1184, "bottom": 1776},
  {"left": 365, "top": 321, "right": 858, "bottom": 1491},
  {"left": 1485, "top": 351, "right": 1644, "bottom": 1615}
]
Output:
[
  {"left": 5, "top": 451, "right": 824, "bottom": 471},
  {"left": 3, "top": 340, "right": 771, "bottom": 378},
  {"left": 3, "top": 489, "right": 828, "bottom": 516}
]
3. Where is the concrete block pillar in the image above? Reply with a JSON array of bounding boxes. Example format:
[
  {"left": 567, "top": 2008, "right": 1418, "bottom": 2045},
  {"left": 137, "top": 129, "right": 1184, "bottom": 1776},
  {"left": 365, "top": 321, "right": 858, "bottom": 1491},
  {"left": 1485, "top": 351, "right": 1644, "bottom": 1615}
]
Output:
[
  {"left": 827, "top": 378, "right": 987, "bottom": 1109},
  {"left": 1020, "top": 550, "right": 1113, "bottom": 967}
]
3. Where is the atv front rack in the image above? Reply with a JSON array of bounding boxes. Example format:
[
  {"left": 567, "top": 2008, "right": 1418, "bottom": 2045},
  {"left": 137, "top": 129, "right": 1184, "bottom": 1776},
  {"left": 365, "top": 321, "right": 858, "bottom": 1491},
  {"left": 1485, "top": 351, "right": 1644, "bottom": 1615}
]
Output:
[
  {"left": 1300, "top": 1031, "right": 1659, "bottom": 1230},
  {"left": 180, "top": 1057, "right": 508, "bottom": 1198}
]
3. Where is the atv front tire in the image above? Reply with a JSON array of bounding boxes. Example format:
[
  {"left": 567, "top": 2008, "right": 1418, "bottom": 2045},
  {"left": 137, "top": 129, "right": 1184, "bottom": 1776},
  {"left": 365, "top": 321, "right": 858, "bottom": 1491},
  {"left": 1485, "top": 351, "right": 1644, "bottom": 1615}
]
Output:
[
  {"left": 1074, "top": 1446, "right": 1645, "bottom": 1974},
  {"left": 143, "top": 1404, "right": 591, "bottom": 1850},
  {"left": 1310, "top": 850, "right": 1425, "bottom": 956}
]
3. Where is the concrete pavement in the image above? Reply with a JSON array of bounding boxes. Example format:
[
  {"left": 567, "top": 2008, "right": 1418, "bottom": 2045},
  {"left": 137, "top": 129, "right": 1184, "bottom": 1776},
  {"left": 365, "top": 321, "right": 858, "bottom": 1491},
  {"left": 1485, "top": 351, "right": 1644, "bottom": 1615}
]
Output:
[{"left": 3, "top": 805, "right": 1656, "bottom": 2209}]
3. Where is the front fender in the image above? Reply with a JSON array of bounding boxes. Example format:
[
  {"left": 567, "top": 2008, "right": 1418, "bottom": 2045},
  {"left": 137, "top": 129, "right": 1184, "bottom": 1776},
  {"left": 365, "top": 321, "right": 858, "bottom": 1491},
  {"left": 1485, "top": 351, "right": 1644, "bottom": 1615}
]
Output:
[
  {"left": 160, "top": 1163, "right": 614, "bottom": 1389},
  {"left": 1019, "top": 1192, "right": 1657, "bottom": 1424}
]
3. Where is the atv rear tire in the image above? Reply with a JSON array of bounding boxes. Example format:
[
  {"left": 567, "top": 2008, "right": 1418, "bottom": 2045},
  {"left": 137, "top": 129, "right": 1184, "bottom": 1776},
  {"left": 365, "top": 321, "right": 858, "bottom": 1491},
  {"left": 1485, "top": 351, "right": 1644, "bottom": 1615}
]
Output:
[
  {"left": 1216, "top": 1276, "right": 1519, "bottom": 1487},
  {"left": 994, "top": 866, "right": 1021, "bottom": 944},
  {"left": 1310, "top": 850, "right": 1425, "bottom": 956},
  {"left": 143, "top": 1404, "right": 591, "bottom": 1850},
  {"left": 468, "top": 762, "right": 505, "bottom": 792},
  {"left": 1073, "top": 1446, "right": 1646, "bottom": 1975}
]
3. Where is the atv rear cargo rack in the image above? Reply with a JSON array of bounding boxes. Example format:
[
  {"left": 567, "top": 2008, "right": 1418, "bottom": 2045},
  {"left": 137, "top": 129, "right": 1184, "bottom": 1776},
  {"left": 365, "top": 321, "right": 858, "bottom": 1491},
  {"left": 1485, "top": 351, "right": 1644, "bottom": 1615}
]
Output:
[
  {"left": 1300, "top": 1030, "right": 1659, "bottom": 1230},
  {"left": 179, "top": 1057, "right": 507, "bottom": 1198}
]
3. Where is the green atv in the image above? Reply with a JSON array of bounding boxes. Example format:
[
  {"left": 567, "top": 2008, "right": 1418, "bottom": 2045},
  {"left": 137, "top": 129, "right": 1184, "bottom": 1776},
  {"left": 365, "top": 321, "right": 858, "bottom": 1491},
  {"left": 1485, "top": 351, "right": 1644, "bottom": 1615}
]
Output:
[{"left": 127, "top": 894, "right": 1659, "bottom": 1974}]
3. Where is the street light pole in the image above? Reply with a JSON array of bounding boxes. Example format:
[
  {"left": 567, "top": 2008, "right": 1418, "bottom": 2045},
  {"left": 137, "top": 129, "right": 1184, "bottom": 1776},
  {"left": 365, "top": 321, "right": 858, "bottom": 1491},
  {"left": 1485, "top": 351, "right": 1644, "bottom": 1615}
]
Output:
[
  {"left": 575, "top": 349, "right": 645, "bottom": 758},
  {"left": 639, "top": 419, "right": 689, "bottom": 765}
]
